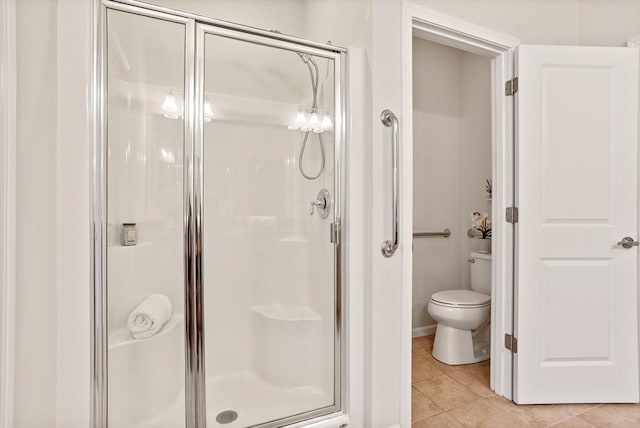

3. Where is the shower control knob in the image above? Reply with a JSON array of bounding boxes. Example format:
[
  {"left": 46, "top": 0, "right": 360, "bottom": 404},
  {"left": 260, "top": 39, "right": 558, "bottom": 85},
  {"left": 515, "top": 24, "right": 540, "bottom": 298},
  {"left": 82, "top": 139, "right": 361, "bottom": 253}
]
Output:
[
  {"left": 310, "top": 188, "right": 331, "bottom": 219},
  {"left": 310, "top": 199, "right": 326, "bottom": 215}
]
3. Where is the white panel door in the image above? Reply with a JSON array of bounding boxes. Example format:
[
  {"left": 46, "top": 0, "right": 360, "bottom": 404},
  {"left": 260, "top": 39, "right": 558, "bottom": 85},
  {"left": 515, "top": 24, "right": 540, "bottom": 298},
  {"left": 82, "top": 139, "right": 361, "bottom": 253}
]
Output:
[{"left": 515, "top": 45, "right": 639, "bottom": 404}]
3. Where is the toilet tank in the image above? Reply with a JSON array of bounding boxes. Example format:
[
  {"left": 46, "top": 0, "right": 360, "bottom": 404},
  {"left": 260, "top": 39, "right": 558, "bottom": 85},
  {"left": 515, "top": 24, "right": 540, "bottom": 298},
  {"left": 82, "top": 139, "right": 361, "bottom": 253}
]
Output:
[{"left": 470, "top": 252, "right": 491, "bottom": 295}]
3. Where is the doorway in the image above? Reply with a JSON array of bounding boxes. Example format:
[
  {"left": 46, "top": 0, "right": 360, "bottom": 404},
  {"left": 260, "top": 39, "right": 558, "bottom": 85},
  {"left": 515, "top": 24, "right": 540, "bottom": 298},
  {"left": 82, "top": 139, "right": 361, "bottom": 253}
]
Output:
[
  {"left": 400, "top": 12, "right": 518, "bottom": 424},
  {"left": 410, "top": 35, "right": 495, "bottom": 420}
]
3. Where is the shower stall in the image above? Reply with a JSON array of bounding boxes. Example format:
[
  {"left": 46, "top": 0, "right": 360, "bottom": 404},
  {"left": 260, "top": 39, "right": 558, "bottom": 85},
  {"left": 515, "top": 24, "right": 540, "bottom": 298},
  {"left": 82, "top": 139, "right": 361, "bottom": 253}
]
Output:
[{"left": 92, "top": 1, "right": 346, "bottom": 427}]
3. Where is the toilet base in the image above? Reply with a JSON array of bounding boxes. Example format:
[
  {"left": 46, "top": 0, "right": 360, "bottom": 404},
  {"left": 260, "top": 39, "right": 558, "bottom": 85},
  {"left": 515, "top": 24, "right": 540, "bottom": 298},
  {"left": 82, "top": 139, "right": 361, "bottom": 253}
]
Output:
[{"left": 432, "top": 324, "right": 490, "bottom": 365}]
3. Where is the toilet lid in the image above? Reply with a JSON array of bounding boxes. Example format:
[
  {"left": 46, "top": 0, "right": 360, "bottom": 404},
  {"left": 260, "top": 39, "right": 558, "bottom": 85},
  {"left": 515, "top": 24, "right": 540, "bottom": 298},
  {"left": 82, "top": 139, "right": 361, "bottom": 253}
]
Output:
[{"left": 431, "top": 290, "right": 490, "bottom": 307}]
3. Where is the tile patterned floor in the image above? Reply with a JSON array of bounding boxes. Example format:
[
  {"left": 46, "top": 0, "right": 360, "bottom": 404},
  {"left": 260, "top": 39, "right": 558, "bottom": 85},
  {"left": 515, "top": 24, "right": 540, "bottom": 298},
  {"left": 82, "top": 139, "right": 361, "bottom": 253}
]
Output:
[{"left": 412, "top": 335, "right": 640, "bottom": 427}]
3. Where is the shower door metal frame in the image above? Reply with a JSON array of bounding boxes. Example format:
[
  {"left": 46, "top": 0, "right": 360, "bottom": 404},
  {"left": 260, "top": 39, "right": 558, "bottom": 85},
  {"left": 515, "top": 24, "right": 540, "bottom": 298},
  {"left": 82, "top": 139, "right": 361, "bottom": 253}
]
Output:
[
  {"left": 92, "top": 1, "right": 347, "bottom": 426},
  {"left": 92, "top": 2, "right": 192, "bottom": 427},
  {"left": 194, "top": 22, "right": 346, "bottom": 428}
]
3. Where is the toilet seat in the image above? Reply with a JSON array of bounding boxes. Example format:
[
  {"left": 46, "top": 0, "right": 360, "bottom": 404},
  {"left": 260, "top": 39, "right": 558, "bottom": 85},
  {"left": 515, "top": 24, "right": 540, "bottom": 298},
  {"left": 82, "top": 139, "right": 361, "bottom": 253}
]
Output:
[{"left": 430, "top": 289, "right": 490, "bottom": 308}]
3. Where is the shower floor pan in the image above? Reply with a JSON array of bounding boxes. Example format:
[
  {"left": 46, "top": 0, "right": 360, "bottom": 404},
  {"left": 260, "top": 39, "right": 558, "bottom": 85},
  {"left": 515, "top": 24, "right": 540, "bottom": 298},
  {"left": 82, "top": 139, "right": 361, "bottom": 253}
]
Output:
[{"left": 137, "top": 370, "right": 332, "bottom": 428}]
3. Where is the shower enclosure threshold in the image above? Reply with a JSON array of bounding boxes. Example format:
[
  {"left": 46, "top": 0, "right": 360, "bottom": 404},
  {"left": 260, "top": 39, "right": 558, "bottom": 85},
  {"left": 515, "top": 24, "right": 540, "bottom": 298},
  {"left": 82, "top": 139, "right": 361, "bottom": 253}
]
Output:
[{"left": 136, "top": 371, "right": 332, "bottom": 428}]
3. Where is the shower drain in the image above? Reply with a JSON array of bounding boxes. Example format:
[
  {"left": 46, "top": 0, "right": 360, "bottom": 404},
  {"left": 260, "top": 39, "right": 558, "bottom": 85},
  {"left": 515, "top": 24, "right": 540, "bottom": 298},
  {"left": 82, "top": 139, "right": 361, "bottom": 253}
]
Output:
[{"left": 216, "top": 410, "right": 238, "bottom": 424}]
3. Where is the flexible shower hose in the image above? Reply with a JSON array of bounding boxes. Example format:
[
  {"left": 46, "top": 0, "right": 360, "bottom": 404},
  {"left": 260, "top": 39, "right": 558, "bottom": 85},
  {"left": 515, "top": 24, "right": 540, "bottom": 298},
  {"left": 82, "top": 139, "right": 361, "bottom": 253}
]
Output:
[
  {"left": 298, "top": 131, "right": 325, "bottom": 180},
  {"left": 297, "top": 53, "right": 325, "bottom": 180}
]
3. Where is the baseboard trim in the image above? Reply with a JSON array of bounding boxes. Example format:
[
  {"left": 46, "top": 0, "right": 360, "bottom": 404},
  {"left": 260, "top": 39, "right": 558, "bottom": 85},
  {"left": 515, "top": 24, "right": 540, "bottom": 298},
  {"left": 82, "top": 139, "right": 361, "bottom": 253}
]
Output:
[{"left": 412, "top": 324, "right": 436, "bottom": 338}]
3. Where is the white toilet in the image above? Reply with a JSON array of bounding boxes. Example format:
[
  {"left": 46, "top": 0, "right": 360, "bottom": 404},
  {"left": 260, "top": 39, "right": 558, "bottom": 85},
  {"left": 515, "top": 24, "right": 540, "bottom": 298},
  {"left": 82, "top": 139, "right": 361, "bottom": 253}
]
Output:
[{"left": 427, "top": 252, "right": 491, "bottom": 365}]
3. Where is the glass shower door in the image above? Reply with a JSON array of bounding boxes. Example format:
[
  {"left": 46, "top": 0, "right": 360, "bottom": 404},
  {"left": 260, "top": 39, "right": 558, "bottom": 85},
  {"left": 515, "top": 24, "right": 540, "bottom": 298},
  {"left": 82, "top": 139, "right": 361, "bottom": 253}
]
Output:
[{"left": 197, "top": 25, "right": 342, "bottom": 427}]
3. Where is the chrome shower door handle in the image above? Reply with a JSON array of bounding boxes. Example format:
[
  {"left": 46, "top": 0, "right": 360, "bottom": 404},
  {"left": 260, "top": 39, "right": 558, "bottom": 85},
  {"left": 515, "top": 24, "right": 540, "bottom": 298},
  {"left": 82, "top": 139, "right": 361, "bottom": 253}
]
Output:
[
  {"left": 617, "top": 236, "right": 639, "bottom": 249},
  {"left": 381, "top": 109, "right": 399, "bottom": 258}
]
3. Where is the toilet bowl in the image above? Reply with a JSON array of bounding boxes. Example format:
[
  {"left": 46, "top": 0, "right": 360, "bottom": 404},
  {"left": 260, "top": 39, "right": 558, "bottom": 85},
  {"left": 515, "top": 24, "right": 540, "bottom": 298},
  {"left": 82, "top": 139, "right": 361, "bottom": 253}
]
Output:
[{"left": 427, "top": 252, "right": 491, "bottom": 365}]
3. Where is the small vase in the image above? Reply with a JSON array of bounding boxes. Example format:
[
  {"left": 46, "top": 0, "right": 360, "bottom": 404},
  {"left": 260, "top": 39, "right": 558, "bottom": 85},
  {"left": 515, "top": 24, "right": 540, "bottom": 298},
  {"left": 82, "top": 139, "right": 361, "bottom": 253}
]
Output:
[{"left": 477, "top": 238, "right": 491, "bottom": 254}]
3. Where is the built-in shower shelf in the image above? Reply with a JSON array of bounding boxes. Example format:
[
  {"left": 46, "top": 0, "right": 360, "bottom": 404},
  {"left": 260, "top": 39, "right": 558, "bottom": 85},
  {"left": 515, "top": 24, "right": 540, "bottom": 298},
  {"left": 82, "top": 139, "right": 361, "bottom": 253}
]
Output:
[
  {"left": 250, "top": 304, "right": 321, "bottom": 322},
  {"left": 108, "top": 313, "right": 183, "bottom": 349}
]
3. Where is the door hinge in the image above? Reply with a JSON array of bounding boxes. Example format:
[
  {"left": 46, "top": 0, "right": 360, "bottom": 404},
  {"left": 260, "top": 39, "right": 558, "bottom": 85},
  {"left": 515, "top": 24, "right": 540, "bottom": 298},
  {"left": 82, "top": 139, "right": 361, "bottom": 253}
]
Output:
[
  {"left": 505, "top": 333, "right": 518, "bottom": 353},
  {"left": 330, "top": 222, "right": 339, "bottom": 244},
  {"left": 506, "top": 206, "right": 519, "bottom": 224},
  {"left": 505, "top": 77, "right": 518, "bottom": 96}
]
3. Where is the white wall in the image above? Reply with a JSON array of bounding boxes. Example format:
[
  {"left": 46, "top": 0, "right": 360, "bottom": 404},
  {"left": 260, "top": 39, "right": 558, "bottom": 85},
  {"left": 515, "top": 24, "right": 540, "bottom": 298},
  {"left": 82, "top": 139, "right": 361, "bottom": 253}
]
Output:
[
  {"left": 412, "top": 38, "right": 462, "bottom": 329},
  {"left": 302, "top": 0, "right": 372, "bottom": 49},
  {"left": 369, "top": 1, "right": 404, "bottom": 426},
  {"left": 142, "top": 0, "right": 307, "bottom": 39},
  {"left": 15, "top": 3, "right": 92, "bottom": 425},
  {"left": 412, "top": 38, "right": 491, "bottom": 330},
  {"left": 139, "top": 0, "right": 371, "bottom": 50},
  {"left": 54, "top": 1, "right": 91, "bottom": 426},
  {"left": 14, "top": 1, "right": 58, "bottom": 426},
  {"left": 458, "top": 51, "right": 492, "bottom": 278},
  {"left": 578, "top": 0, "right": 640, "bottom": 46}
]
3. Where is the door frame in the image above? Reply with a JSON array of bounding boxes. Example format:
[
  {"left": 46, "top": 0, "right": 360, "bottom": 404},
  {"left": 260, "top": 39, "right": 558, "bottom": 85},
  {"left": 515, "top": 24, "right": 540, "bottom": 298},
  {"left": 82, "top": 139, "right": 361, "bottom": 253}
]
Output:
[
  {"left": 400, "top": 2, "right": 519, "bottom": 423},
  {"left": 0, "top": 1, "right": 16, "bottom": 427}
]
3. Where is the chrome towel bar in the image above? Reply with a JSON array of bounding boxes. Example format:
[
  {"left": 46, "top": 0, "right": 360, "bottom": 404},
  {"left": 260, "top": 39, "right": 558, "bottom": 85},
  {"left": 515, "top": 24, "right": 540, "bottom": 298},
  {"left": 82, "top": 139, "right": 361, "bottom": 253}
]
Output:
[{"left": 413, "top": 229, "right": 451, "bottom": 238}]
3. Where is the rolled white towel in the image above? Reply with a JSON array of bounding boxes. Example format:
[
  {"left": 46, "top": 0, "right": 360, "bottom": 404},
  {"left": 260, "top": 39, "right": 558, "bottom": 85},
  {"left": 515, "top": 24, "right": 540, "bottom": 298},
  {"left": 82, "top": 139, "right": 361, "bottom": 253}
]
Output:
[{"left": 127, "top": 294, "right": 172, "bottom": 339}]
